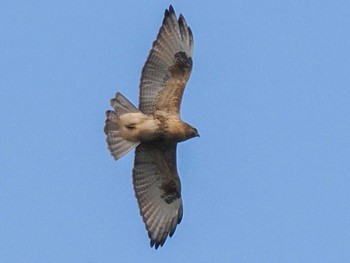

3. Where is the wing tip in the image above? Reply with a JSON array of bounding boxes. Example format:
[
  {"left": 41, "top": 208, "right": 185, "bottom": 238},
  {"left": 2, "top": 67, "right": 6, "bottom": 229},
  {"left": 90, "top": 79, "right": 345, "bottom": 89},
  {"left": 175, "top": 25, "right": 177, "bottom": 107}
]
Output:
[
  {"left": 150, "top": 236, "right": 167, "bottom": 250},
  {"left": 168, "top": 5, "right": 175, "bottom": 15},
  {"left": 146, "top": 207, "right": 183, "bottom": 249},
  {"left": 163, "top": 4, "right": 177, "bottom": 26},
  {"left": 164, "top": 8, "right": 169, "bottom": 19}
]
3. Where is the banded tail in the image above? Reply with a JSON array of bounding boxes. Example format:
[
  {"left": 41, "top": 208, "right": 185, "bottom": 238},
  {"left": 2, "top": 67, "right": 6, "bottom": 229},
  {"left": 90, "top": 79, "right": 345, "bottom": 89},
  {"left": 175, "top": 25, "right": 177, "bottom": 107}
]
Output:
[{"left": 104, "top": 92, "right": 140, "bottom": 160}]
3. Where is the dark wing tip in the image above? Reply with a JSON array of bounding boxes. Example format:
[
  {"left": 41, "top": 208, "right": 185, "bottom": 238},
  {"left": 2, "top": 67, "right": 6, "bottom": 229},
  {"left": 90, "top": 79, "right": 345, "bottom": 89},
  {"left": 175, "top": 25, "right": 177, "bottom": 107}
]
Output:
[
  {"left": 178, "top": 14, "right": 194, "bottom": 49},
  {"left": 148, "top": 228, "right": 171, "bottom": 249},
  {"left": 150, "top": 239, "right": 164, "bottom": 250},
  {"left": 178, "top": 14, "right": 185, "bottom": 23},
  {"left": 164, "top": 8, "right": 169, "bottom": 19},
  {"left": 188, "top": 26, "right": 193, "bottom": 40},
  {"left": 177, "top": 205, "right": 183, "bottom": 224},
  {"left": 163, "top": 5, "right": 177, "bottom": 25},
  {"left": 178, "top": 14, "right": 185, "bottom": 28},
  {"left": 169, "top": 224, "right": 177, "bottom": 237},
  {"left": 165, "top": 5, "right": 175, "bottom": 18},
  {"left": 168, "top": 5, "right": 175, "bottom": 15}
]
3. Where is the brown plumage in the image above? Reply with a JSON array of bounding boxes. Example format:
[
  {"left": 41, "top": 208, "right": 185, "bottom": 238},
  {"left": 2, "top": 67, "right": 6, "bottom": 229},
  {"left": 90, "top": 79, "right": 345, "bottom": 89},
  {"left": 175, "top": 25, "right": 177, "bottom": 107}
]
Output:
[{"left": 104, "top": 5, "right": 198, "bottom": 249}]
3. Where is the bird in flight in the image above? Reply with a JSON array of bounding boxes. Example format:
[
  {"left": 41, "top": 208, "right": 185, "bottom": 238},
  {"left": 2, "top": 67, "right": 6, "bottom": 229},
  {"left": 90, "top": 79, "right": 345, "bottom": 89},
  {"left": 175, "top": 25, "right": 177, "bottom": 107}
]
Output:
[{"left": 104, "top": 5, "right": 198, "bottom": 249}]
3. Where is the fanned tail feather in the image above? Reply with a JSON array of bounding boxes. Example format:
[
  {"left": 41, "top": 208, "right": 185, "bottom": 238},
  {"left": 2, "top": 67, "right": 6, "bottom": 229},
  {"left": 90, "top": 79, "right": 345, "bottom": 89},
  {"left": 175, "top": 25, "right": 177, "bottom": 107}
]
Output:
[{"left": 104, "top": 92, "right": 140, "bottom": 160}]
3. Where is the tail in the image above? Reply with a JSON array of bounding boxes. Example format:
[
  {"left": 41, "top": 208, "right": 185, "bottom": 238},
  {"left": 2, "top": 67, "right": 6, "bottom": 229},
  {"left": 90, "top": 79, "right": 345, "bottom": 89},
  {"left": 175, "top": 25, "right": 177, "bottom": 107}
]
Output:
[{"left": 104, "top": 92, "right": 140, "bottom": 160}]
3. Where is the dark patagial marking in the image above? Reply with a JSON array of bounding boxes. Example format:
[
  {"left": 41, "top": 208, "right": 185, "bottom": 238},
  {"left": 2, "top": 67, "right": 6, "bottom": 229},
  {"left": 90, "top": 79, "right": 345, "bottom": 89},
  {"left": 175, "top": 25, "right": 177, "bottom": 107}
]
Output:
[{"left": 161, "top": 180, "right": 181, "bottom": 204}]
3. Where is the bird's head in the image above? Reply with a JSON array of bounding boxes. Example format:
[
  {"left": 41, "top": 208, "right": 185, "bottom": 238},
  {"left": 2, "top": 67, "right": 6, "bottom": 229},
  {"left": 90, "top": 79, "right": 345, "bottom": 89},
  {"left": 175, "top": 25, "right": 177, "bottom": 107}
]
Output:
[{"left": 185, "top": 123, "right": 199, "bottom": 139}]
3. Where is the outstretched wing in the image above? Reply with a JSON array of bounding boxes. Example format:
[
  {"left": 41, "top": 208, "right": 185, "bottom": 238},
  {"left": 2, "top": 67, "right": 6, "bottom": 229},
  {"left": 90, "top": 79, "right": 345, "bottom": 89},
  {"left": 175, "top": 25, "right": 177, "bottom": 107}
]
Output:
[
  {"left": 139, "top": 5, "right": 194, "bottom": 115},
  {"left": 132, "top": 143, "right": 183, "bottom": 249}
]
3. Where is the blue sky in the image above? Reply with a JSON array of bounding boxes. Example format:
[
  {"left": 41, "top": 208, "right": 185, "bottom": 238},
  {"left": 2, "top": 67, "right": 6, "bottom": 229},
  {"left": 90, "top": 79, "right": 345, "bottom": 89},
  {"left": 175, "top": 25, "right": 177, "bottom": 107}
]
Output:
[{"left": 1, "top": 0, "right": 350, "bottom": 262}]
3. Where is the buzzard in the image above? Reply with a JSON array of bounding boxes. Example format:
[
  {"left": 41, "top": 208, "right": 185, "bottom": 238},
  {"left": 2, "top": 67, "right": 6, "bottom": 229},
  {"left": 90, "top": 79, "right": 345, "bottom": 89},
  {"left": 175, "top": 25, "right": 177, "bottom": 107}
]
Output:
[{"left": 104, "top": 5, "right": 198, "bottom": 249}]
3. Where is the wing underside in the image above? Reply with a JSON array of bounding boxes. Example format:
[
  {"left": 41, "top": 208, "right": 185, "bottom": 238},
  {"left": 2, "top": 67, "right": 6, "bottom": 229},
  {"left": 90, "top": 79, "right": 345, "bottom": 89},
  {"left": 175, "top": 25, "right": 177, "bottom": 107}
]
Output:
[
  {"left": 139, "top": 5, "right": 194, "bottom": 114},
  {"left": 132, "top": 143, "right": 183, "bottom": 249}
]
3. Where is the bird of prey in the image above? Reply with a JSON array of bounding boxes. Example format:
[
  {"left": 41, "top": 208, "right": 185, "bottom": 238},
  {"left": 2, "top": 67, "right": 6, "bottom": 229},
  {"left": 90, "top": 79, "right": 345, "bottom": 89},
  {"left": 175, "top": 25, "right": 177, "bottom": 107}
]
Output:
[{"left": 104, "top": 5, "right": 198, "bottom": 249}]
